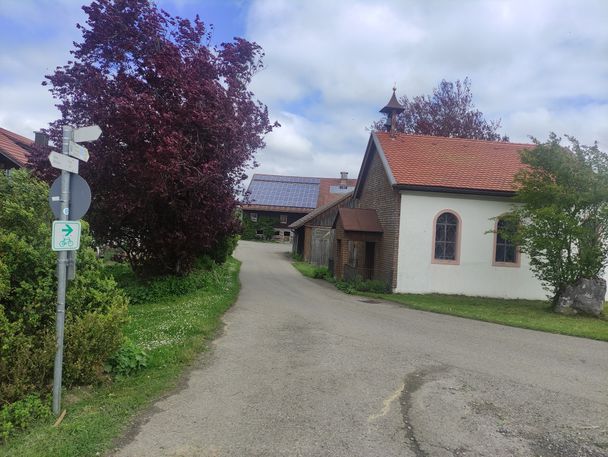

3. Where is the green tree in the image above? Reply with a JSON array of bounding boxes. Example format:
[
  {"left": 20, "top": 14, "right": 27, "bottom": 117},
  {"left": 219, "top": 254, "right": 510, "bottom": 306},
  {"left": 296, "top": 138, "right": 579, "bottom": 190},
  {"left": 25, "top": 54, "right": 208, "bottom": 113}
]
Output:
[{"left": 503, "top": 134, "right": 608, "bottom": 305}]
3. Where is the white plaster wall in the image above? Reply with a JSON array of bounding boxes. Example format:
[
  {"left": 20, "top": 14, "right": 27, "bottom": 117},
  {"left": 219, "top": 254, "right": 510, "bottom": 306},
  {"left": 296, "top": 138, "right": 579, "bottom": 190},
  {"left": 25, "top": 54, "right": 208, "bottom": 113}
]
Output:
[{"left": 396, "top": 191, "right": 548, "bottom": 300}]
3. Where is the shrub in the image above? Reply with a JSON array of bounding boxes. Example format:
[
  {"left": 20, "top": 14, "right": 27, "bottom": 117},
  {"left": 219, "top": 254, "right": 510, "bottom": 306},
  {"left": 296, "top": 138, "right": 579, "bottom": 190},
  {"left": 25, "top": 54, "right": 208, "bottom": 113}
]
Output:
[
  {"left": 335, "top": 277, "right": 391, "bottom": 294},
  {"left": 207, "top": 235, "right": 238, "bottom": 264},
  {"left": 0, "top": 394, "right": 51, "bottom": 442},
  {"left": 0, "top": 170, "right": 128, "bottom": 405},
  {"left": 105, "top": 338, "right": 148, "bottom": 377},
  {"left": 312, "top": 266, "right": 330, "bottom": 279}
]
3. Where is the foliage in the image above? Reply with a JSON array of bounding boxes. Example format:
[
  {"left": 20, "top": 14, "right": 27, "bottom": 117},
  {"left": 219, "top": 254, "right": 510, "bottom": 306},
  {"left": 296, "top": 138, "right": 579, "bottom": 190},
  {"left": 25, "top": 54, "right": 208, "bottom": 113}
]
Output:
[
  {"left": 372, "top": 78, "right": 507, "bottom": 141},
  {"left": 335, "top": 278, "right": 390, "bottom": 294},
  {"left": 0, "top": 259, "right": 241, "bottom": 456},
  {"left": 241, "top": 215, "right": 277, "bottom": 240},
  {"left": 30, "top": 0, "right": 276, "bottom": 276},
  {"left": 312, "top": 266, "right": 330, "bottom": 279},
  {"left": 105, "top": 254, "right": 224, "bottom": 304},
  {"left": 0, "top": 395, "right": 51, "bottom": 443},
  {"left": 0, "top": 170, "right": 128, "bottom": 405},
  {"left": 502, "top": 134, "right": 608, "bottom": 303},
  {"left": 105, "top": 338, "right": 148, "bottom": 377},
  {"left": 291, "top": 252, "right": 303, "bottom": 261},
  {"left": 207, "top": 235, "right": 239, "bottom": 264}
]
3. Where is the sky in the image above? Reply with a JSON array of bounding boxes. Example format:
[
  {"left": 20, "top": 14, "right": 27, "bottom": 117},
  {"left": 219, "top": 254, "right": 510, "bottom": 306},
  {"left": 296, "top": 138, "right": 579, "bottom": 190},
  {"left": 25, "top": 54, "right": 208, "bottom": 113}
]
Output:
[{"left": 1, "top": 0, "right": 607, "bottom": 182}]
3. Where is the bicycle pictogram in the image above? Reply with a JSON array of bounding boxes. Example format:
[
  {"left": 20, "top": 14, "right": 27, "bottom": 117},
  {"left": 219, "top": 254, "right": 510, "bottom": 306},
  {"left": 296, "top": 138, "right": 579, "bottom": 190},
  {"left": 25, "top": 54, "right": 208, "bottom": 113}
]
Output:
[{"left": 59, "top": 237, "right": 74, "bottom": 248}]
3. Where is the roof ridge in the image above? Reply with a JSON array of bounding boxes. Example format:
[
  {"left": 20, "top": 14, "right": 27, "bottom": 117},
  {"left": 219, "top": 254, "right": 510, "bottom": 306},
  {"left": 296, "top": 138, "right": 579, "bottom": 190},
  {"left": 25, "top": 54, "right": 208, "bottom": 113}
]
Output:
[
  {"left": 376, "top": 131, "right": 533, "bottom": 147},
  {"left": 0, "top": 127, "right": 34, "bottom": 146}
]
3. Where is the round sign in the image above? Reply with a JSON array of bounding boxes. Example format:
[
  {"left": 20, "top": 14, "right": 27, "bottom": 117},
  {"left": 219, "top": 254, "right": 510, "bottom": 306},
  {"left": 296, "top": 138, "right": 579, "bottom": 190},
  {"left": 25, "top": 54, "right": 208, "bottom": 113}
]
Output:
[{"left": 49, "top": 174, "right": 92, "bottom": 220}]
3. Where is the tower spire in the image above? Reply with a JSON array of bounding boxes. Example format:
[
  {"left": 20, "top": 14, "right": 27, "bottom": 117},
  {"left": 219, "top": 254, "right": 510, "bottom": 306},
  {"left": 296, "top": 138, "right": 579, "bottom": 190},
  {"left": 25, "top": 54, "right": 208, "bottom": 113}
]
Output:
[{"left": 379, "top": 86, "right": 404, "bottom": 135}]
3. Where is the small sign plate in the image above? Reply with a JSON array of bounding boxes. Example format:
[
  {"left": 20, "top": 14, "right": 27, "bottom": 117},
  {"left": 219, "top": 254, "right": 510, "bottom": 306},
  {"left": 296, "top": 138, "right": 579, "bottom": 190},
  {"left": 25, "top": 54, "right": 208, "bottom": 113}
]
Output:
[
  {"left": 73, "top": 125, "right": 102, "bottom": 143},
  {"left": 49, "top": 151, "right": 79, "bottom": 174},
  {"left": 68, "top": 141, "right": 90, "bottom": 162},
  {"left": 52, "top": 221, "right": 82, "bottom": 251}
]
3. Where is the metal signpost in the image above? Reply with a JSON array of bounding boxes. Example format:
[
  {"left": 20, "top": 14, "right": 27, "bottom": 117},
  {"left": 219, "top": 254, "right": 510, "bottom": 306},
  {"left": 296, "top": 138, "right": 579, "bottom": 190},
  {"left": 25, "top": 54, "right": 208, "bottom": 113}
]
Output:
[{"left": 49, "top": 124, "right": 101, "bottom": 416}]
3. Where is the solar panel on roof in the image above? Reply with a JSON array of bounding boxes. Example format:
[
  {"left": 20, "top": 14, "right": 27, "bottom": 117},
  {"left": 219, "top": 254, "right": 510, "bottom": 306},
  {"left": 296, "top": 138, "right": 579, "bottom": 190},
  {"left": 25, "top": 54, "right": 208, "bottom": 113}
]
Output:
[{"left": 247, "top": 178, "right": 320, "bottom": 208}]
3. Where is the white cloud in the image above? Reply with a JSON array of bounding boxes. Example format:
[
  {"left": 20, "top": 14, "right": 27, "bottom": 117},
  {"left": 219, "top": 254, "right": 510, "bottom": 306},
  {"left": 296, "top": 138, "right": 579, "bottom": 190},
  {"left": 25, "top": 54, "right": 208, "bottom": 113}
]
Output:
[
  {"left": 1, "top": 0, "right": 607, "bottom": 177},
  {"left": 246, "top": 0, "right": 608, "bottom": 178}
]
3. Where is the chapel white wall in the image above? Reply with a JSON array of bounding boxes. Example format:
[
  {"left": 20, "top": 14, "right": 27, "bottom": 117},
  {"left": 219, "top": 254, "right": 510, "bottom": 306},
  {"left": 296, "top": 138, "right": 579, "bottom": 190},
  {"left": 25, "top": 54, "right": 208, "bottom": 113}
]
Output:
[{"left": 396, "top": 191, "right": 549, "bottom": 300}]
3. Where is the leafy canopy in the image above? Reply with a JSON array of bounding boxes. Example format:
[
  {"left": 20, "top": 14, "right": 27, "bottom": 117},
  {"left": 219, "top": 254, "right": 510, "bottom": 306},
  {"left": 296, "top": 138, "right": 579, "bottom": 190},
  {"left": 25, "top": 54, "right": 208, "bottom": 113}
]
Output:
[
  {"left": 31, "top": 0, "right": 276, "bottom": 276},
  {"left": 373, "top": 78, "right": 507, "bottom": 141},
  {"left": 503, "top": 134, "right": 608, "bottom": 301}
]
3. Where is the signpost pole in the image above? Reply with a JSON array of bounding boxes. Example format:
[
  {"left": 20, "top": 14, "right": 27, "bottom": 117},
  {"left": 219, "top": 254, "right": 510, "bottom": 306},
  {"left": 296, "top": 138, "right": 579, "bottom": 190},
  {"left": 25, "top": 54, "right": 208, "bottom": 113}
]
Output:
[{"left": 52, "top": 125, "right": 73, "bottom": 416}]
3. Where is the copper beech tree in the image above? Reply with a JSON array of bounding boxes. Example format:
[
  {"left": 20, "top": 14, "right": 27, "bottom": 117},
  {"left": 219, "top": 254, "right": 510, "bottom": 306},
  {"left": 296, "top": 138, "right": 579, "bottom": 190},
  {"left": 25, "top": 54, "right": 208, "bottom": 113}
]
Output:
[
  {"left": 373, "top": 78, "right": 508, "bottom": 141},
  {"left": 31, "top": 0, "right": 276, "bottom": 275}
]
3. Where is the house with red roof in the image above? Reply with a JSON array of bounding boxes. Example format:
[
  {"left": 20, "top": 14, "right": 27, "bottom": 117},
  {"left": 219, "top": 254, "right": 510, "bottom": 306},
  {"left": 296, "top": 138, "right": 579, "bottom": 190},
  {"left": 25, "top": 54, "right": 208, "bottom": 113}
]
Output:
[
  {"left": 0, "top": 127, "right": 33, "bottom": 170},
  {"left": 320, "top": 91, "right": 553, "bottom": 300},
  {"left": 241, "top": 172, "right": 356, "bottom": 242}
]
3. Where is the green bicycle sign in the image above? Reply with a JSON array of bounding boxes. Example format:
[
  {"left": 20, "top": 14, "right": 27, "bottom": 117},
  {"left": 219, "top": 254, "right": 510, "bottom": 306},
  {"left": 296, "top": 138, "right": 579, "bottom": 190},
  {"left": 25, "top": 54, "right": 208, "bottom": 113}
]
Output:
[{"left": 52, "top": 221, "right": 81, "bottom": 251}]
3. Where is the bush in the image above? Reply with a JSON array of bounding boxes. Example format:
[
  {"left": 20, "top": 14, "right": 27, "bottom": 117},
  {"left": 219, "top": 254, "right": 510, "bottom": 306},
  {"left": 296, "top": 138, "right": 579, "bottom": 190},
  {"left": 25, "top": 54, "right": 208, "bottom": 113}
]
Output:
[
  {"left": 335, "top": 277, "right": 391, "bottom": 294},
  {"left": 0, "top": 394, "right": 51, "bottom": 442},
  {"left": 0, "top": 170, "right": 128, "bottom": 405},
  {"left": 207, "top": 235, "right": 238, "bottom": 264},
  {"left": 241, "top": 215, "right": 277, "bottom": 240},
  {"left": 105, "top": 338, "right": 148, "bottom": 377},
  {"left": 106, "top": 255, "right": 226, "bottom": 305},
  {"left": 312, "top": 266, "right": 330, "bottom": 279}
]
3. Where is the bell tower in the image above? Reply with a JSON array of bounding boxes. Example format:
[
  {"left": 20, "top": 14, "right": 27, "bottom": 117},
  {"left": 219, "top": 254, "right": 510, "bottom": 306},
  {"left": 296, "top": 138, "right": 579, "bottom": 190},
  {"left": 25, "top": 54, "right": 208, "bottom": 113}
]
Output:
[{"left": 379, "top": 86, "right": 404, "bottom": 135}]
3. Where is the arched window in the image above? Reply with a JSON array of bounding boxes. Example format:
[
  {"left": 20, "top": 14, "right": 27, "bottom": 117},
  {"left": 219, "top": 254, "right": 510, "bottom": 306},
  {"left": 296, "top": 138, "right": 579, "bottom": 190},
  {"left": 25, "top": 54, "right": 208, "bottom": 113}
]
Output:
[
  {"left": 494, "top": 218, "right": 519, "bottom": 266},
  {"left": 433, "top": 211, "right": 460, "bottom": 263}
]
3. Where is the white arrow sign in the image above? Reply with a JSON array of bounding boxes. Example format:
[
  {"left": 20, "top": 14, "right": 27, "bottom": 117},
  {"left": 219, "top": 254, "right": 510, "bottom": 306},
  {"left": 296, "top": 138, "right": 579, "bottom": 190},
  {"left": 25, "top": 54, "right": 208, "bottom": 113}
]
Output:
[
  {"left": 73, "top": 125, "right": 102, "bottom": 143},
  {"left": 68, "top": 141, "right": 90, "bottom": 162},
  {"left": 49, "top": 151, "right": 79, "bottom": 174}
]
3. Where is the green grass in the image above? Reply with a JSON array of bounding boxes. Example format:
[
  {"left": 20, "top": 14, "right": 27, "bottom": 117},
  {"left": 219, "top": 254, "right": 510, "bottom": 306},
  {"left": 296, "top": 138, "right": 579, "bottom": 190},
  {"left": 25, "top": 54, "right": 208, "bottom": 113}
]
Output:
[
  {"left": 1, "top": 258, "right": 241, "bottom": 457},
  {"left": 359, "top": 292, "right": 608, "bottom": 341},
  {"left": 292, "top": 260, "right": 318, "bottom": 278},
  {"left": 291, "top": 261, "right": 608, "bottom": 342}
]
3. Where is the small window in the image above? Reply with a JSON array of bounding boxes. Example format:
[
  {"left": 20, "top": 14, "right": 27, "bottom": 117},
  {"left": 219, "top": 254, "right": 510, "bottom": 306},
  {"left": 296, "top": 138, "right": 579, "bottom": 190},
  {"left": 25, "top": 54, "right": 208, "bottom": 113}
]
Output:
[
  {"left": 433, "top": 211, "right": 459, "bottom": 263},
  {"left": 494, "top": 218, "right": 518, "bottom": 265},
  {"left": 280, "top": 214, "right": 288, "bottom": 224},
  {"left": 284, "top": 231, "right": 290, "bottom": 237},
  {"left": 250, "top": 212, "right": 258, "bottom": 222}
]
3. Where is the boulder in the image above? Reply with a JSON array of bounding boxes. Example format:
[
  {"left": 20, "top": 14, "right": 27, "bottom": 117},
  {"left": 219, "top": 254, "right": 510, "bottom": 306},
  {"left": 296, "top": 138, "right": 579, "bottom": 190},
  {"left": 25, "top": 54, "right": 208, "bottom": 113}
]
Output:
[{"left": 554, "top": 277, "right": 606, "bottom": 317}]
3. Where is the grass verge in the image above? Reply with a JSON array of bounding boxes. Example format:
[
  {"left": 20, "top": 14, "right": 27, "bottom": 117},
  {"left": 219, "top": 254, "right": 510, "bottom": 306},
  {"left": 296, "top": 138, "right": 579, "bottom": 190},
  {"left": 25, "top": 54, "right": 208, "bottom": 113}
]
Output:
[
  {"left": 1, "top": 258, "right": 241, "bottom": 457},
  {"left": 292, "top": 260, "right": 319, "bottom": 278},
  {"left": 291, "top": 262, "right": 608, "bottom": 342}
]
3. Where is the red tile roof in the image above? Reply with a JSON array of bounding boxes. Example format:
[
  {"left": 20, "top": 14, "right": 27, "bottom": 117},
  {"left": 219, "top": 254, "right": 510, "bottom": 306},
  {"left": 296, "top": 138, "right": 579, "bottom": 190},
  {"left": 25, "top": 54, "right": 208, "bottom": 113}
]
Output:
[
  {"left": 375, "top": 132, "right": 533, "bottom": 193},
  {"left": 317, "top": 177, "right": 357, "bottom": 206},
  {"left": 0, "top": 127, "right": 32, "bottom": 167}
]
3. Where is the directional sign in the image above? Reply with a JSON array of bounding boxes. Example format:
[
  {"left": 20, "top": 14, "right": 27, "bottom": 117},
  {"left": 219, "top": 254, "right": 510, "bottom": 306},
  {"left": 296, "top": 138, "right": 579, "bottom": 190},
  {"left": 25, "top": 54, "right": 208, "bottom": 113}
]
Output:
[
  {"left": 52, "top": 221, "right": 81, "bottom": 251},
  {"left": 73, "top": 125, "right": 102, "bottom": 143},
  {"left": 49, "top": 174, "right": 92, "bottom": 220},
  {"left": 49, "top": 151, "right": 79, "bottom": 174},
  {"left": 68, "top": 141, "right": 90, "bottom": 162}
]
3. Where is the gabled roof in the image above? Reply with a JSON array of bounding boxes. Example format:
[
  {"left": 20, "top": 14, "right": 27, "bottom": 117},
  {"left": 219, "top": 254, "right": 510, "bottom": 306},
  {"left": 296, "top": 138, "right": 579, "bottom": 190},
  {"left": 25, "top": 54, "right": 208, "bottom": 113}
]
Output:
[
  {"left": 0, "top": 127, "right": 33, "bottom": 167},
  {"left": 335, "top": 208, "right": 383, "bottom": 233},
  {"left": 289, "top": 191, "right": 353, "bottom": 229},
  {"left": 356, "top": 132, "right": 533, "bottom": 197},
  {"left": 244, "top": 173, "right": 357, "bottom": 210}
]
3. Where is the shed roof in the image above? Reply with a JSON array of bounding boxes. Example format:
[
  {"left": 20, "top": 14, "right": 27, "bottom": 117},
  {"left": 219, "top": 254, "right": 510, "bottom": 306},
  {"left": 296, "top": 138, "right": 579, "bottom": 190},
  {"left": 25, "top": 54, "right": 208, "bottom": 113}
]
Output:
[
  {"left": 289, "top": 191, "right": 352, "bottom": 229},
  {"left": 335, "top": 208, "right": 383, "bottom": 233}
]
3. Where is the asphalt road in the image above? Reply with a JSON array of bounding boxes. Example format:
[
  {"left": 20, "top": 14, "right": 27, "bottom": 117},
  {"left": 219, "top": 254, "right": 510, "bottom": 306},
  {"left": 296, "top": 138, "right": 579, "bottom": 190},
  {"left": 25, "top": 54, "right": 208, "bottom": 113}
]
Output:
[{"left": 113, "top": 241, "right": 608, "bottom": 457}]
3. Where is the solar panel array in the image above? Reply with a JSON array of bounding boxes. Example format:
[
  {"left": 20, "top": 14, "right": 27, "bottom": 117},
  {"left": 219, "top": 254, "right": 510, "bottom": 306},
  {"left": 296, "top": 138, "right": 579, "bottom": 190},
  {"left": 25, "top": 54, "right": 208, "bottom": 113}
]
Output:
[{"left": 247, "top": 175, "right": 321, "bottom": 208}]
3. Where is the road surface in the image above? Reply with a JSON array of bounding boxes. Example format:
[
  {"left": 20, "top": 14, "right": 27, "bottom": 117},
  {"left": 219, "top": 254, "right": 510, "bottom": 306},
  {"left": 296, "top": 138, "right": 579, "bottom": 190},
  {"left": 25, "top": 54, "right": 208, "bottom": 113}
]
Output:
[{"left": 114, "top": 241, "right": 608, "bottom": 457}]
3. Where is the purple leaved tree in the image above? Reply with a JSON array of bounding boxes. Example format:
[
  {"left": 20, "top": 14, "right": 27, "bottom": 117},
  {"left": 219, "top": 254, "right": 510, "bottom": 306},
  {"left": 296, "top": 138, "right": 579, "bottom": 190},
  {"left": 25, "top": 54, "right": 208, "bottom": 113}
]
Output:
[{"left": 30, "top": 0, "right": 277, "bottom": 276}]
